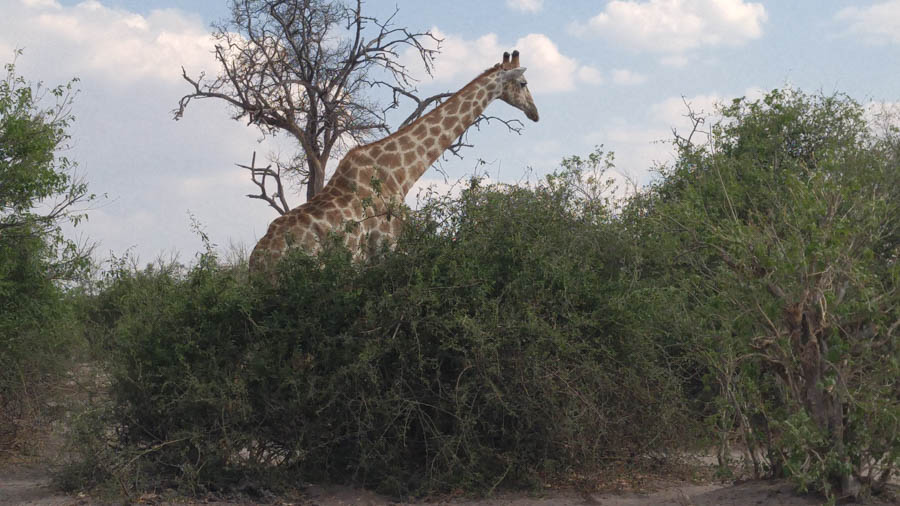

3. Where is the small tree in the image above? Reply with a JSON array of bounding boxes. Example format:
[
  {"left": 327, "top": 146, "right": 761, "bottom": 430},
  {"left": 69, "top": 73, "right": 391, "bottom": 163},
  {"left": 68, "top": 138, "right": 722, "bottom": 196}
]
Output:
[
  {"left": 628, "top": 89, "right": 899, "bottom": 501},
  {"left": 0, "top": 51, "right": 94, "bottom": 281},
  {"left": 175, "top": 0, "right": 521, "bottom": 214},
  {"left": 0, "top": 51, "right": 94, "bottom": 449}
]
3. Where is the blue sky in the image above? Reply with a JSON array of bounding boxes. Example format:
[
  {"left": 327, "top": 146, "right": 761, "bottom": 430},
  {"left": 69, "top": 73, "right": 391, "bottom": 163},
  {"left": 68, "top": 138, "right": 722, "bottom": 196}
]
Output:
[{"left": 2, "top": 0, "right": 899, "bottom": 263}]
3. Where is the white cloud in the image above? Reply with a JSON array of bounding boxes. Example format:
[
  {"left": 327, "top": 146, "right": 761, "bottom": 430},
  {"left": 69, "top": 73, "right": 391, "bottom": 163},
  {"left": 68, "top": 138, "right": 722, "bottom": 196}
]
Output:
[
  {"left": 506, "top": 0, "right": 543, "bottom": 13},
  {"left": 0, "top": 40, "right": 12, "bottom": 59},
  {"left": 651, "top": 88, "right": 763, "bottom": 136},
  {"left": 611, "top": 69, "right": 647, "bottom": 85},
  {"left": 650, "top": 87, "right": 765, "bottom": 123},
  {"left": 416, "top": 29, "right": 500, "bottom": 83},
  {"left": 836, "top": 1, "right": 900, "bottom": 45},
  {"left": 516, "top": 33, "right": 578, "bottom": 92},
  {"left": 1, "top": 1, "right": 291, "bottom": 262},
  {"left": 583, "top": 87, "right": 764, "bottom": 183},
  {"left": 660, "top": 54, "right": 690, "bottom": 68},
  {"left": 864, "top": 100, "right": 900, "bottom": 133},
  {"left": 413, "top": 29, "right": 593, "bottom": 94},
  {"left": 532, "top": 139, "right": 561, "bottom": 155},
  {"left": 407, "top": 176, "right": 495, "bottom": 209},
  {"left": 652, "top": 93, "right": 726, "bottom": 128},
  {"left": 572, "top": 0, "right": 766, "bottom": 60},
  {"left": 22, "top": 0, "right": 61, "bottom": 8},
  {"left": 577, "top": 65, "right": 604, "bottom": 85},
  {"left": 8, "top": 0, "right": 214, "bottom": 84},
  {"left": 179, "top": 169, "right": 249, "bottom": 197},
  {"left": 585, "top": 124, "right": 674, "bottom": 177}
]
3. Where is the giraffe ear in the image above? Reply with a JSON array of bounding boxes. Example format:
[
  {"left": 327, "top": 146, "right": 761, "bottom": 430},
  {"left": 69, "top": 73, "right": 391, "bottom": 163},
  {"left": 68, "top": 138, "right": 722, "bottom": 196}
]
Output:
[{"left": 501, "top": 67, "right": 527, "bottom": 82}]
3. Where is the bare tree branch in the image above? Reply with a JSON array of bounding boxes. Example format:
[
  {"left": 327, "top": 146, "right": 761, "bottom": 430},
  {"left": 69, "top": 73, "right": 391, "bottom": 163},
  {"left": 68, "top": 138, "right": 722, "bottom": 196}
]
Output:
[
  {"left": 175, "top": 0, "right": 518, "bottom": 215},
  {"left": 174, "top": 0, "right": 440, "bottom": 213},
  {"left": 236, "top": 151, "right": 292, "bottom": 215}
]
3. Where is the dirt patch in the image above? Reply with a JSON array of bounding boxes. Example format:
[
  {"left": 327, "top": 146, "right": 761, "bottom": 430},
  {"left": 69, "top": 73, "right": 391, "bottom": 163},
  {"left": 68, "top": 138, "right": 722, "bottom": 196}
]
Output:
[
  {"left": 2, "top": 459, "right": 897, "bottom": 505},
  {"left": 297, "top": 480, "right": 831, "bottom": 505},
  {"left": 0, "top": 463, "right": 85, "bottom": 506},
  {"left": 1, "top": 363, "right": 895, "bottom": 505}
]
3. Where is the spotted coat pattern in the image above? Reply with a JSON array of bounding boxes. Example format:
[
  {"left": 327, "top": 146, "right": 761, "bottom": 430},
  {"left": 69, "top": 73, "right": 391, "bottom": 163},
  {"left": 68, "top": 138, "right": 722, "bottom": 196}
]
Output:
[{"left": 249, "top": 52, "right": 539, "bottom": 272}]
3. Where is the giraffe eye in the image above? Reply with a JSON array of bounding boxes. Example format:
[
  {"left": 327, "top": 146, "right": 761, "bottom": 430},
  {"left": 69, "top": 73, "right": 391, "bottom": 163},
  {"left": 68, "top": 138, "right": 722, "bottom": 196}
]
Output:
[{"left": 519, "top": 81, "right": 527, "bottom": 88}]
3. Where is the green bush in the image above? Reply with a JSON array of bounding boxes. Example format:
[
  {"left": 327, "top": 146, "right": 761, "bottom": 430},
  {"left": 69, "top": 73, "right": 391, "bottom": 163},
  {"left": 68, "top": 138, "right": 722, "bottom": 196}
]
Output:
[
  {"left": 71, "top": 88, "right": 899, "bottom": 504},
  {"left": 0, "top": 228, "right": 76, "bottom": 449},
  {"left": 0, "top": 54, "right": 91, "bottom": 451},
  {"left": 75, "top": 157, "right": 697, "bottom": 497},
  {"left": 626, "top": 89, "right": 900, "bottom": 501}
]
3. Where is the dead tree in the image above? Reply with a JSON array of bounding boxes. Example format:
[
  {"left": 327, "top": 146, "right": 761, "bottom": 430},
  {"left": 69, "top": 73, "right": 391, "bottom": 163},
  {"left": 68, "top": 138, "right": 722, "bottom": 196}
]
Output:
[{"left": 175, "top": 0, "right": 522, "bottom": 214}]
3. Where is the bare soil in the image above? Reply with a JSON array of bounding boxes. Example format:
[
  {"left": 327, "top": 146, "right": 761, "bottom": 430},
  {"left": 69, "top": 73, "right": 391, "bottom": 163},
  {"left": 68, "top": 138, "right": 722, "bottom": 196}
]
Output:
[
  {"left": 1, "top": 364, "right": 895, "bottom": 505},
  {"left": 4, "top": 452, "right": 896, "bottom": 506},
  {"left": 0, "top": 461, "right": 85, "bottom": 505}
]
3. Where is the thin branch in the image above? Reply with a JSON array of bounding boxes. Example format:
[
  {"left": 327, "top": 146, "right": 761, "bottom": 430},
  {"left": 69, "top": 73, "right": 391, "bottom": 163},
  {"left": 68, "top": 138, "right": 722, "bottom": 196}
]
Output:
[
  {"left": 236, "top": 151, "right": 291, "bottom": 215},
  {"left": 173, "top": 0, "right": 512, "bottom": 208}
]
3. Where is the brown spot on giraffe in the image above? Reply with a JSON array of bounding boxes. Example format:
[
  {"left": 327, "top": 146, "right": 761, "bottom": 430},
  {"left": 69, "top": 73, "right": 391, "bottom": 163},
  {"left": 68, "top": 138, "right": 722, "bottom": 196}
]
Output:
[
  {"left": 326, "top": 208, "right": 342, "bottom": 223},
  {"left": 377, "top": 153, "right": 401, "bottom": 167},
  {"left": 336, "top": 194, "right": 353, "bottom": 207},
  {"left": 398, "top": 136, "right": 415, "bottom": 150}
]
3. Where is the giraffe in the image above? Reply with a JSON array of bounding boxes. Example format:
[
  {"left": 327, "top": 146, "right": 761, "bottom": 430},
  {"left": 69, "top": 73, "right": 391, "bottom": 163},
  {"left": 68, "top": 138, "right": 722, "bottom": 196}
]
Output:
[{"left": 248, "top": 50, "right": 539, "bottom": 273}]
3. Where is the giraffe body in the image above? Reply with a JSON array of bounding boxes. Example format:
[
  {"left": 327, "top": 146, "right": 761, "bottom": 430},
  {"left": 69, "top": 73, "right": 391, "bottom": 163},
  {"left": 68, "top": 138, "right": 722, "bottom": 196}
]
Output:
[{"left": 249, "top": 51, "right": 538, "bottom": 272}]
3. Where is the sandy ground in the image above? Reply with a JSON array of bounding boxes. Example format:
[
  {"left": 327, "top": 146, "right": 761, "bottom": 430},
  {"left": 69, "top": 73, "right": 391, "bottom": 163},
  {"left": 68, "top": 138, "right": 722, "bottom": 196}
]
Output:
[
  {"left": 298, "top": 480, "right": 824, "bottom": 506},
  {"left": 0, "top": 415, "right": 893, "bottom": 506},
  {"left": 0, "top": 462, "right": 86, "bottom": 505},
  {"left": 1, "top": 364, "right": 895, "bottom": 505},
  {"left": 1, "top": 458, "right": 888, "bottom": 506}
]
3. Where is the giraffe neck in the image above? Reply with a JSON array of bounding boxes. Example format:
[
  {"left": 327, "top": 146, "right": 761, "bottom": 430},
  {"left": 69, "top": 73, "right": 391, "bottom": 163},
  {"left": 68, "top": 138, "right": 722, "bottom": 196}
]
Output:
[
  {"left": 427, "top": 73, "right": 500, "bottom": 154},
  {"left": 326, "top": 67, "right": 503, "bottom": 201},
  {"left": 398, "top": 70, "right": 502, "bottom": 194},
  {"left": 330, "top": 68, "right": 500, "bottom": 197}
]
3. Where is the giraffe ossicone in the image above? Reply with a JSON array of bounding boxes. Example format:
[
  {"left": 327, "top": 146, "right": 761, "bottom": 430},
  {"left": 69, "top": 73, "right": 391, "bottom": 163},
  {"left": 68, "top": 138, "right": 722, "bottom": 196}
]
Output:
[{"left": 248, "top": 50, "right": 539, "bottom": 273}]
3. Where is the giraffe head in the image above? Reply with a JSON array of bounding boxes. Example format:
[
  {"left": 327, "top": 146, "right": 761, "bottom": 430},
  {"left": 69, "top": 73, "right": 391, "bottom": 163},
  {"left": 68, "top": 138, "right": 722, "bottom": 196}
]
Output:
[{"left": 498, "top": 50, "right": 539, "bottom": 122}]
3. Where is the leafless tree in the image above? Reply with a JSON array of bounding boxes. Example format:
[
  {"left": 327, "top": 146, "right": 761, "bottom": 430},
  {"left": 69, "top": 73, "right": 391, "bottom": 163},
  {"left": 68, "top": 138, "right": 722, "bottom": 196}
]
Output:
[{"left": 175, "top": 0, "right": 521, "bottom": 215}]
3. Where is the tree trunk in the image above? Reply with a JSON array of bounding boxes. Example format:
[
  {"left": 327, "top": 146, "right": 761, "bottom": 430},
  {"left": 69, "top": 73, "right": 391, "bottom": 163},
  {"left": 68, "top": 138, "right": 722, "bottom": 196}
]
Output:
[
  {"left": 790, "top": 301, "right": 859, "bottom": 500},
  {"left": 307, "top": 156, "right": 325, "bottom": 201}
]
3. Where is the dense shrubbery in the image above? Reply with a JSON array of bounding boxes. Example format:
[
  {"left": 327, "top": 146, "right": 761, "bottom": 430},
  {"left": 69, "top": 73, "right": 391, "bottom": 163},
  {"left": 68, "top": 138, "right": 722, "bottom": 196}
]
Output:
[
  {"left": 67, "top": 88, "right": 898, "bottom": 502},
  {"left": 624, "top": 89, "right": 899, "bottom": 500},
  {"left": 74, "top": 155, "right": 697, "bottom": 496}
]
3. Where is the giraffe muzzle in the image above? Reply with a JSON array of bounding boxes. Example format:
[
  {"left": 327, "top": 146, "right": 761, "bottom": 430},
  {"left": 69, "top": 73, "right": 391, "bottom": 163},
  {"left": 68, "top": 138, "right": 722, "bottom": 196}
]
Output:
[{"left": 525, "top": 105, "right": 539, "bottom": 122}]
